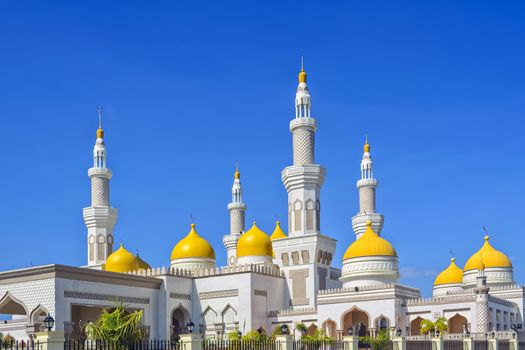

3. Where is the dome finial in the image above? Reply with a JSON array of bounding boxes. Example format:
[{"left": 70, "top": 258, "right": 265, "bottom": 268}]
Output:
[
  {"left": 234, "top": 162, "right": 240, "bottom": 180},
  {"left": 96, "top": 105, "right": 104, "bottom": 139},
  {"left": 364, "top": 133, "right": 370, "bottom": 153},
  {"left": 298, "top": 56, "right": 307, "bottom": 83}
]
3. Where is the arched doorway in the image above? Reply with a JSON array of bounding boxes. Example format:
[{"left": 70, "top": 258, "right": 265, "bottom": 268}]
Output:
[
  {"left": 410, "top": 317, "right": 424, "bottom": 336},
  {"left": 341, "top": 308, "right": 370, "bottom": 336},
  {"left": 307, "top": 323, "right": 318, "bottom": 336},
  {"left": 321, "top": 319, "right": 337, "bottom": 338},
  {"left": 448, "top": 314, "right": 467, "bottom": 334},
  {"left": 171, "top": 306, "right": 189, "bottom": 339}
]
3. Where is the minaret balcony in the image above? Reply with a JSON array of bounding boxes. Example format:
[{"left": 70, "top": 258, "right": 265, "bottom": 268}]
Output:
[{"left": 88, "top": 167, "right": 112, "bottom": 179}]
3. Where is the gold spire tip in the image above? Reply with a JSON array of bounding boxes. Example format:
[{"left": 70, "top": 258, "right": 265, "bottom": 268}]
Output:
[
  {"left": 96, "top": 105, "right": 104, "bottom": 139},
  {"left": 298, "top": 56, "right": 307, "bottom": 83},
  {"left": 364, "top": 133, "right": 370, "bottom": 153},
  {"left": 234, "top": 162, "right": 240, "bottom": 180}
]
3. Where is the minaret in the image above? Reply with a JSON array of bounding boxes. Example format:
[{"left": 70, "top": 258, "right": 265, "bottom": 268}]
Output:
[
  {"left": 282, "top": 60, "right": 325, "bottom": 236},
  {"left": 83, "top": 107, "right": 118, "bottom": 268},
  {"left": 223, "top": 164, "right": 246, "bottom": 266},
  {"left": 351, "top": 135, "right": 384, "bottom": 238},
  {"left": 474, "top": 262, "right": 490, "bottom": 333}
]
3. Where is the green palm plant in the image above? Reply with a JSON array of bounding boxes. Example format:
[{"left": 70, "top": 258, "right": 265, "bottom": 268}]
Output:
[
  {"left": 419, "top": 318, "right": 448, "bottom": 336},
  {"left": 360, "top": 329, "right": 390, "bottom": 350},
  {"left": 83, "top": 301, "right": 146, "bottom": 345}
]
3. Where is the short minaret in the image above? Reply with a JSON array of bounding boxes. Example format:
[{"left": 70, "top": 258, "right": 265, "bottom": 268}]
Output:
[
  {"left": 351, "top": 135, "right": 384, "bottom": 238},
  {"left": 474, "top": 262, "right": 490, "bottom": 333},
  {"left": 223, "top": 164, "right": 246, "bottom": 266},
  {"left": 282, "top": 61, "right": 325, "bottom": 236},
  {"left": 83, "top": 107, "right": 118, "bottom": 268}
]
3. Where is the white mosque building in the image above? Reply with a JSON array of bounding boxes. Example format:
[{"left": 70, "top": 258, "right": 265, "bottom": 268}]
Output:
[{"left": 0, "top": 65, "right": 522, "bottom": 341}]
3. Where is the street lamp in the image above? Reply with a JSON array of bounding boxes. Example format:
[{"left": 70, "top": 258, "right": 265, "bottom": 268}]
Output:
[
  {"left": 257, "top": 327, "right": 264, "bottom": 335},
  {"left": 237, "top": 330, "right": 242, "bottom": 339},
  {"left": 186, "top": 320, "right": 195, "bottom": 334},
  {"left": 435, "top": 330, "right": 440, "bottom": 337},
  {"left": 43, "top": 315, "right": 54, "bottom": 331},
  {"left": 396, "top": 328, "right": 402, "bottom": 337},
  {"left": 347, "top": 327, "right": 353, "bottom": 336},
  {"left": 280, "top": 323, "right": 289, "bottom": 335}
]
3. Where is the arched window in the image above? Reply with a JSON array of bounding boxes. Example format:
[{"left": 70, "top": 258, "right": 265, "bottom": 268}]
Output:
[
  {"left": 88, "top": 235, "right": 95, "bottom": 261},
  {"left": 306, "top": 200, "right": 315, "bottom": 230},
  {"left": 294, "top": 200, "right": 302, "bottom": 231},
  {"left": 97, "top": 235, "right": 105, "bottom": 260}
]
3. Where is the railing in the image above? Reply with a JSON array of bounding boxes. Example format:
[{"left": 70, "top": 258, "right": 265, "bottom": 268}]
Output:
[
  {"left": 293, "top": 341, "right": 345, "bottom": 350},
  {"left": 0, "top": 342, "right": 40, "bottom": 350},
  {"left": 473, "top": 340, "right": 488, "bottom": 350},
  {"left": 64, "top": 340, "right": 180, "bottom": 350},
  {"left": 443, "top": 340, "right": 462, "bottom": 350},
  {"left": 203, "top": 340, "right": 277, "bottom": 350},
  {"left": 406, "top": 340, "right": 432, "bottom": 350},
  {"left": 498, "top": 340, "right": 509, "bottom": 350}
]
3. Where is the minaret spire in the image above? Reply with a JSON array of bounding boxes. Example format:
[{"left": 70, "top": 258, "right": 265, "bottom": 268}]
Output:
[
  {"left": 223, "top": 163, "right": 247, "bottom": 266},
  {"left": 352, "top": 134, "right": 384, "bottom": 238},
  {"left": 83, "top": 106, "right": 118, "bottom": 269}
]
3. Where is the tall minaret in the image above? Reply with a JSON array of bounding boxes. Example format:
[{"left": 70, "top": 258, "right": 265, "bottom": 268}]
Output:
[
  {"left": 223, "top": 164, "right": 246, "bottom": 266},
  {"left": 351, "top": 135, "right": 384, "bottom": 238},
  {"left": 282, "top": 60, "right": 325, "bottom": 237},
  {"left": 474, "top": 262, "right": 490, "bottom": 333},
  {"left": 83, "top": 107, "right": 118, "bottom": 268}
]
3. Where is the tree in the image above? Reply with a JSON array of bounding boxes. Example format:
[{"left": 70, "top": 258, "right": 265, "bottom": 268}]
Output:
[
  {"left": 419, "top": 317, "right": 448, "bottom": 336},
  {"left": 83, "top": 301, "right": 146, "bottom": 345},
  {"left": 360, "top": 329, "right": 390, "bottom": 350}
]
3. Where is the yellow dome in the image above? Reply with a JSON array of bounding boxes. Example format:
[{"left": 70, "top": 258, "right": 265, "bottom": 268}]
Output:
[
  {"left": 105, "top": 244, "right": 140, "bottom": 273},
  {"left": 237, "top": 221, "right": 273, "bottom": 258},
  {"left": 434, "top": 258, "right": 463, "bottom": 286},
  {"left": 171, "top": 224, "right": 215, "bottom": 260},
  {"left": 136, "top": 253, "right": 151, "bottom": 271},
  {"left": 343, "top": 221, "right": 397, "bottom": 260},
  {"left": 270, "top": 221, "right": 287, "bottom": 240},
  {"left": 464, "top": 236, "right": 512, "bottom": 271}
]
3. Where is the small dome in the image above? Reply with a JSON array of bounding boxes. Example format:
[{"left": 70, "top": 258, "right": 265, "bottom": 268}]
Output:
[
  {"left": 464, "top": 236, "right": 512, "bottom": 271},
  {"left": 343, "top": 221, "right": 397, "bottom": 260},
  {"left": 298, "top": 67, "right": 307, "bottom": 83},
  {"left": 136, "top": 253, "right": 151, "bottom": 271},
  {"left": 270, "top": 221, "right": 287, "bottom": 240},
  {"left": 106, "top": 244, "right": 140, "bottom": 273},
  {"left": 434, "top": 258, "right": 463, "bottom": 286},
  {"left": 171, "top": 224, "right": 215, "bottom": 261},
  {"left": 237, "top": 221, "right": 272, "bottom": 258}
]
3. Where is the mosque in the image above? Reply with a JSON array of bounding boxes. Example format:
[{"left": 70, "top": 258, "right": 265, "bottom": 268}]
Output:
[{"left": 0, "top": 65, "right": 522, "bottom": 341}]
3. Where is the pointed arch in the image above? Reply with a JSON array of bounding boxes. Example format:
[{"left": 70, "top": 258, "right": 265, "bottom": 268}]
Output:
[
  {"left": 221, "top": 304, "right": 237, "bottom": 328},
  {"left": 373, "top": 314, "right": 391, "bottom": 330},
  {"left": 29, "top": 305, "right": 49, "bottom": 324},
  {"left": 306, "top": 323, "right": 318, "bottom": 336},
  {"left": 448, "top": 313, "right": 468, "bottom": 334},
  {"left": 171, "top": 304, "right": 190, "bottom": 337},
  {"left": 321, "top": 318, "right": 337, "bottom": 338},
  {"left": 341, "top": 306, "right": 370, "bottom": 336},
  {"left": 0, "top": 291, "right": 28, "bottom": 316},
  {"left": 410, "top": 316, "right": 425, "bottom": 336},
  {"left": 202, "top": 306, "right": 217, "bottom": 327}
]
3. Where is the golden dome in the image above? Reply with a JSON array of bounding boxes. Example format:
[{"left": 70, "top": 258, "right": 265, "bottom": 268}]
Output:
[
  {"left": 105, "top": 244, "right": 140, "bottom": 273},
  {"left": 97, "top": 127, "right": 104, "bottom": 139},
  {"left": 343, "top": 221, "right": 397, "bottom": 260},
  {"left": 136, "top": 253, "right": 151, "bottom": 271},
  {"left": 237, "top": 221, "right": 273, "bottom": 258},
  {"left": 464, "top": 236, "right": 512, "bottom": 271},
  {"left": 434, "top": 258, "right": 463, "bottom": 286},
  {"left": 270, "top": 221, "right": 287, "bottom": 240},
  {"left": 171, "top": 224, "right": 215, "bottom": 261},
  {"left": 298, "top": 67, "right": 307, "bottom": 83}
]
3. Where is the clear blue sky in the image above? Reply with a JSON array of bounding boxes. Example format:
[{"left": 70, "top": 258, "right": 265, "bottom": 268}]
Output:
[{"left": 0, "top": 1, "right": 523, "bottom": 296}]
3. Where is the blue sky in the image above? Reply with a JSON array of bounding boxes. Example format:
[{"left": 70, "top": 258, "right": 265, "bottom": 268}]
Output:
[{"left": 0, "top": 1, "right": 524, "bottom": 296}]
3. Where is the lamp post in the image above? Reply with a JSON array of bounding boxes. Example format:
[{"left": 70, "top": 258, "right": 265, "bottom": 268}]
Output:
[
  {"left": 280, "top": 323, "right": 289, "bottom": 335},
  {"left": 347, "top": 326, "right": 353, "bottom": 336},
  {"left": 43, "top": 315, "right": 54, "bottom": 331},
  {"left": 186, "top": 320, "right": 195, "bottom": 334},
  {"left": 396, "top": 328, "right": 402, "bottom": 337},
  {"left": 237, "top": 330, "right": 242, "bottom": 339},
  {"left": 257, "top": 327, "right": 264, "bottom": 335}
]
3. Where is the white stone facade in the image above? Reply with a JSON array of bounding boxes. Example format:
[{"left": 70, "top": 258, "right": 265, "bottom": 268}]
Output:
[{"left": 0, "top": 68, "right": 523, "bottom": 342}]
